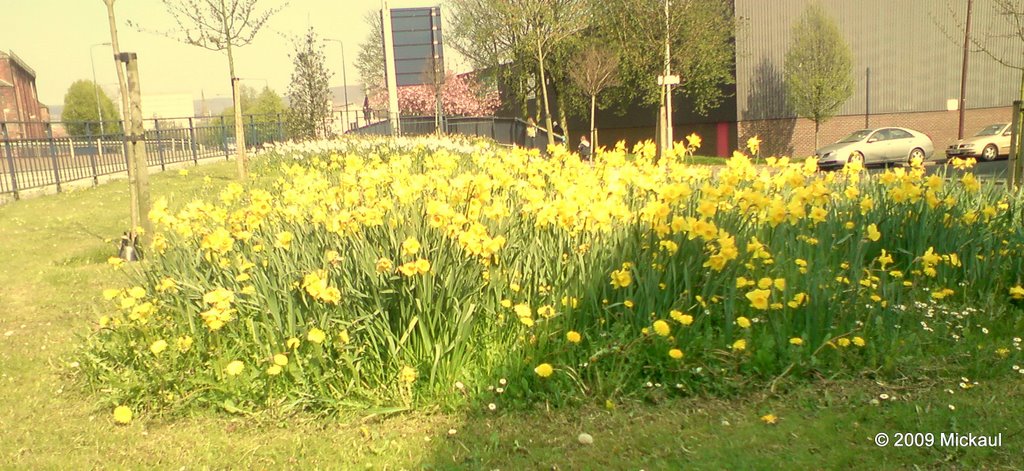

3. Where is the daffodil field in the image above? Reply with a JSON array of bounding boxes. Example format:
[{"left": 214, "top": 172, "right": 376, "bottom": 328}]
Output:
[{"left": 79, "top": 135, "right": 1024, "bottom": 415}]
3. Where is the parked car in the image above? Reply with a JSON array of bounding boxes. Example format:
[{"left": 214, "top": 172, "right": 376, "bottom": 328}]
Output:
[
  {"left": 945, "top": 123, "right": 1011, "bottom": 161},
  {"left": 815, "top": 127, "right": 934, "bottom": 170}
]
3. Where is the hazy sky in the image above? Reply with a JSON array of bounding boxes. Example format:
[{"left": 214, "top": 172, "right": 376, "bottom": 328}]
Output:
[{"left": 2, "top": 0, "right": 464, "bottom": 106}]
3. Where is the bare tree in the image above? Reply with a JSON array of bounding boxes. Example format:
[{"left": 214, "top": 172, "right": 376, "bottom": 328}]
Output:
[
  {"left": 146, "top": 0, "right": 285, "bottom": 180},
  {"left": 568, "top": 45, "right": 619, "bottom": 148},
  {"left": 450, "top": 0, "right": 588, "bottom": 147}
]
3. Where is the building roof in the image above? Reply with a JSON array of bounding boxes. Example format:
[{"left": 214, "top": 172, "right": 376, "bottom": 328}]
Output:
[{"left": 0, "top": 50, "right": 37, "bottom": 79}]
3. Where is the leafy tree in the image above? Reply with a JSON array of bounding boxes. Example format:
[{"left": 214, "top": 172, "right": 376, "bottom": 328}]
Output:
[
  {"left": 146, "top": 0, "right": 286, "bottom": 179},
  {"left": 590, "top": 0, "right": 735, "bottom": 115},
  {"left": 61, "top": 80, "right": 122, "bottom": 136},
  {"left": 218, "top": 85, "right": 287, "bottom": 144},
  {"left": 783, "top": 2, "right": 854, "bottom": 149},
  {"left": 286, "top": 28, "right": 334, "bottom": 140},
  {"left": 356, "top": 11, "right": 384, "bottom": 102},
  {"left": 568, "top": 44, "right": 619, "bottom": 148}
]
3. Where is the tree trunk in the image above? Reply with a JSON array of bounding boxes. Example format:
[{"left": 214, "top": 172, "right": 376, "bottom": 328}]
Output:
[
  {"left": 814, "top": 119, "right": 820, "bottom": 150},
  {"left": 537, "top": 42, "right": 554, "bottom": 148},
  {"left": 590, "top": 93, "right": 597, "bottom": 149},
  {"left": 103, "top": 0, "right": 143, "bottom": 237},
  {"left": 556, "top": 90, "right": 570, "bottom": 147},
  {"left": 221, "top": 0, "right": 247, "bottom": 180}
]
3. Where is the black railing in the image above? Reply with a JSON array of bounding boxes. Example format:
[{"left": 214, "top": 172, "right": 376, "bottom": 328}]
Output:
[
  {"left": 350, "top": 114, "right": 561, "bottom": 150},
  {"left": 0, "top": 114, "right": 290, "bottom": 199}
]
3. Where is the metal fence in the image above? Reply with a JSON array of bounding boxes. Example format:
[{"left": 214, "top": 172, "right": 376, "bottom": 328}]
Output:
[
  {"left": 350, "top": 115, "right": 560, "bottom": 150},
  {"left": 0, "top": 114, "right": 289, "bottom": 199}
]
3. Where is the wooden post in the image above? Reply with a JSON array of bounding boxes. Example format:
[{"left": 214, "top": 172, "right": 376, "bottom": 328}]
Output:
[
  {"left": 154, "top": 118, "right": 166, "bottom": 171},
  {"left": 188, "top": 117, "right": 199, "bottom": 165},
  {"left": 119, "top": 52, "right": 152, "bottom": 241}
]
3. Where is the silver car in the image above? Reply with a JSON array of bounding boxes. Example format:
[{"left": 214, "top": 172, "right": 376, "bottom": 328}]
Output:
[
  {"left": 815, "top": 127, "right": 935, "bottom": 170},
  {"left": 945, "top": 123, "right": 1011, "bottom": 161}
]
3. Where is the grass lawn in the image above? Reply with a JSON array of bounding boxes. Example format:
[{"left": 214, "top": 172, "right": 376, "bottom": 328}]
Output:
[{"left": 1, "top": 160, "right": 1021, "bottom": 469}]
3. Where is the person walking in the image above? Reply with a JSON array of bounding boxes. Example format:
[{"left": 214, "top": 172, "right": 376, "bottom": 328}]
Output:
[
  {"left": 578, "top": 134, "right": 592, "bottom": 161},
  {"left": 552, "top": 121, "right": 566, "bottom": 145},
  {"left": 526, "top": 117, "right": 538, "bottom": 148}
]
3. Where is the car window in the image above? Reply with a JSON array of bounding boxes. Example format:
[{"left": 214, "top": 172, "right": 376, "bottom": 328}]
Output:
[
  {"left": 870, "top": 130, "right": 889, "bottom": 141},
  {"left": 888, "top": 129, "right": 913, "bottom": 139},
  {"left": 838, "top": 130, "right": 872, "bottom": 143},
  {"left": 975, "top": 124, "right": 1006, "bottom": 136}
]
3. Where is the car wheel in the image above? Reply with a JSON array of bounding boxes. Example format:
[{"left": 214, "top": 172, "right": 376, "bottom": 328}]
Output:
[
  {"left": 981, "top": 144, "right": 998, "bottom": 161},
  {"left": 847, "top": 151, "right": 865, "bottom": 167},
  {"left": 908, "top": 148, "right": 925, "bottom": 164}
]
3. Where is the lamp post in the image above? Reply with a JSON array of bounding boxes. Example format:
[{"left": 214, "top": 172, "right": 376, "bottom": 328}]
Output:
[
  {"left": 90, "top": 42, "right": 112, "bottom": 135},
  {"left": 324, "top": 38, "right": 350, "bottom": 132}
]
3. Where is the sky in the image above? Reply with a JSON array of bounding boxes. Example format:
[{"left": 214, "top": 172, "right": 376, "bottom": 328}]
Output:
[{"left": 2, "top": 0, "right": 465, "bottom": 107}]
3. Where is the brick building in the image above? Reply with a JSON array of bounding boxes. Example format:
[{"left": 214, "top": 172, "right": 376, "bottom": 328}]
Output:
[
  {"left": 733, "top": 0, "right": 1022, "bottom": 158},
  {"left": 563, "top": 0, "right": 1022, "bottom": 158},
  {"left": 0, "top": 50, "right": 49, "bottom": 139}
]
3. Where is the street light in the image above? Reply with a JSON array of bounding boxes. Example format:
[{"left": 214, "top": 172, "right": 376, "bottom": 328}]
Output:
[
  {"left": 324, "top": 38, "right": 350, "bottom": 132},
  {"left": 90, "top": 42, "right": 112, "bottom": 135}
]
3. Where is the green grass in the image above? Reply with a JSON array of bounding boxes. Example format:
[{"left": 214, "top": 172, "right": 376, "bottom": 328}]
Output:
[{"left": 1, "top": 159, "right": 1022, "bottom": 469}]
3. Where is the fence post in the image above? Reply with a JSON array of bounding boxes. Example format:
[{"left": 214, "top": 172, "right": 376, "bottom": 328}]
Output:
[
  {"left": 2, "top": 123, "right": 19, "bottom": 200},
  {"left": 46, "top": 123, "right": 61, "bottom": 193},
  {"left": 220, "top": 115, "right": 229, "bottom": 159},
  {"left": 154, "top": 119, "right": 166, "bottom": 171},
  {"left": 188, "top": 117, "right": 199, "bottom": 165},
  {"left": 248, "top": 114, "right": 256, "bottom": 148},
  {"left": 86, "top": 123, "right": 98, "bottom": 186}
]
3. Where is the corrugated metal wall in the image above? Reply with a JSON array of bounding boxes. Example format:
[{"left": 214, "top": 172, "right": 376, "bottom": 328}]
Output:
[{"left": 735, "top": 0, "right": 1024, "bottom": 121}]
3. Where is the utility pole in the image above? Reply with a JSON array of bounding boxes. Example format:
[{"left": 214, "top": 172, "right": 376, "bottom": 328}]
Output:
[
  {"left": 382, "top": 0, "right": 401, "bottom": 136},
  {"left": 325, "top": 39, "right": 351, "bottom": 133},
  {"left": 865, "top": 67, "right": 870, "bottom": 128},
  {"left": 958, "top": 0, "right": 974, "bottom": 139},
  {"left": 90, "top": 42, "right": 111, "bottom": 135},
  {"left": 118, "top": 52, "right": 152, "bottom": 242}
]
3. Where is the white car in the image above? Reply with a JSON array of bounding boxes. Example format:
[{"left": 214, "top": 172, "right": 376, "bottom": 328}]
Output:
[
  {"left": 815, "top": 127, "right": 935, "bottom": 170},
  {"left": 945, "top": 123, "right": 1012, "bottom": 161}
]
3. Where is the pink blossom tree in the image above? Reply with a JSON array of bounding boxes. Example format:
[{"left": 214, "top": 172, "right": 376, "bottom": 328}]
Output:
[{"left": 370, "top": 71, "right": 500, "bottom": 116}]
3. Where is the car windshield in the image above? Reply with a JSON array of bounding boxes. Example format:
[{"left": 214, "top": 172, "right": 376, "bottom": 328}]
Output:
[
  {"left": 975, "top": 124, "right": 1007, "bottom": 136},
  {"left": 837, "top": 130, "right": 873, "bottom": 143}
]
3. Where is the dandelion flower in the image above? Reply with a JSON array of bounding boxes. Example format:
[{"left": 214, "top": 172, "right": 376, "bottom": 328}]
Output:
[
  {"left": 852, "top": 336, "right": 866, "bottom": 347},
  {"left": 736, "top": 316, "right": 752, "bottom": 329},
  {"left": 760, "top": 413, "right": 777, "bottom": 425},
  {"left": 267, "top": 365, "right": 282, "bottom": 376},
  {"left": 399, "top": 365, "right": 417, "bottom": 384},
  {"left": 273, "top": 354, "right": 288, "bottom": 366},
  {"left": 113, "top": 405, "right": 132, "bottom": 424},
  {"left": 149, "top": 339, "right": 168, "bottom": 355},
  {"left": 837, "top": 338, "right": 851, "bottom": 347},
  {"left": 732, "top": 339, "right": 747, "bottom": 351},
  {"left": 789, "top": 337, "right": 803, "bottom": 346},
  {"left": 566, "top": 331, "right": 582, "bottom": 343},
  {"left": 307, "top": 328, "right": 326, "bottom": 344},
  {"left": 653, "top": 320, "right": 671, "bottom": 336},
  {"left": 534, "top": 363, "right": 554, "bottom": 378},
  {"left": 286, "top": 337, "right": 301, "bottom": 349},
  {"left": 669, "top": 348, "right": 684, "bottom": 359},
  {"left": 225, "top": 360, "right": 244, "bottom": 376}
]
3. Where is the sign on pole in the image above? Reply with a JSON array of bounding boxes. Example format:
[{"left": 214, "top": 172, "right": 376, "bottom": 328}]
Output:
[{"left": 381, "top": 5, "right": 445, "bottom": 135}]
